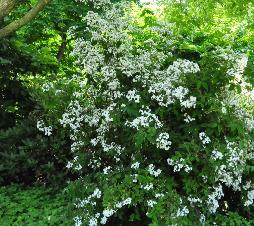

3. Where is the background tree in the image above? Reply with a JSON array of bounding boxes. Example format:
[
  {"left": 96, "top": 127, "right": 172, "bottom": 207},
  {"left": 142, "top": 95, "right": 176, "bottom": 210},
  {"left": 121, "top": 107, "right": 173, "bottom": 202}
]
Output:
[
  {"left": 0, "top": 0, "right": 52, "bottom": 39},
  {"left": 0, "top": 0, "right": 87, "bottom": 186}
]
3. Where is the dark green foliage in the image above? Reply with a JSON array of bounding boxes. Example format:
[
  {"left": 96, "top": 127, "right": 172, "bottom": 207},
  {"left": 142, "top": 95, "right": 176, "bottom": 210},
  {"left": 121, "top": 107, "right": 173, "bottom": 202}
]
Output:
[
  {"left": 0, "top": 0, "right": 81, "bottom": 186},
  {"left": 0, "top": 185, "right": 73, "bottom": 226},
  {"left": 0, "top": 38, "right": 48, "bottom": 130},
  {"left": 0, "top": 117, "right": 72, "bottom": 186},
  {"left": 0, "top": 37, "right": 73, "bottom": 186}
]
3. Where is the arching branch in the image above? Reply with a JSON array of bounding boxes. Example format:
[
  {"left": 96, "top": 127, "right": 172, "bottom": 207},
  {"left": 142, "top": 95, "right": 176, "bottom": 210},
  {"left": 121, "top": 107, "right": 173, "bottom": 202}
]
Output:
[{"left": 0, "top": 0, "right": 52, "bottom": 39}]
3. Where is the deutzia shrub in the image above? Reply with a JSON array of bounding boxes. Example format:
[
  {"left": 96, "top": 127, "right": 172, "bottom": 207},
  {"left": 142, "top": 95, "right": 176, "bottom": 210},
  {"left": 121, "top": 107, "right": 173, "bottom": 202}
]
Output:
[{"left": 38, "top": 1, "right": 254, "bottom": 225}]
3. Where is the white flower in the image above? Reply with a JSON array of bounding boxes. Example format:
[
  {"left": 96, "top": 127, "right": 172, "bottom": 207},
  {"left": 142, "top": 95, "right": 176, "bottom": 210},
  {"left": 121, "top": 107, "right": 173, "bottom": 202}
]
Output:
[
  {"left": 66, "top": 161, "right": 73, "bottom": 169},
  {"left": 167, "top": 59, "right": 200, "bottom": 76},
  {"left": 74, "top": 164, "right": 82, "bottom": 171},
  {"left": 42, "top": 82, "right": 54, "bottom": 92},
  {"left": 147, "top": 200, "right": 157, "bottom": 207},
  {"left": 131, "top": 174, "right": 138, "bottom": 183},
  {"left": 88, "top": 217, "right": 97, "bottom": 226},
  {"left": 172, "top": 86, "right": 189, "bottom": 101},
  {"left": 37, "top": 120, "right": 52, "bottom": 136},
  {"left": 100, "top": 216, "right": 107, "bottom": 225},
  {"left": 176, "top": 206, "right": 189, "bottom": 217},
  {"left": 103, "top": 166, "right": 111, "bottom": 174},
  {"left": 155, "top": 193, "right": 165, "bottom": 198},
  {"left": 59, "top": 100, "right": 84, "bottom": 133},
  {"left": 199, "top": 132, "right": 211, "bottom": 145},
  {"left": 187, "top": 196, "right": 202, "bottom": 205},
  {"left": 126, "top": 89, "right": 141, "bottom": 103},
  {"left": 142, "top": 183, "right": 154, "bottom": 190},
  {"left": 221, "top": 106, "right": 227, "bottom": 114},
  {"left": 102, "top": 209, "right": 115, "bottom": 218},
  {"left": 211, "top": 149, "right": 223, "bottom": 160},
  {"left": 122, "top": 197, "right": 132, "bottom": 205},
  {"left": 131, "top": 162, "right": 140, "bottom": 170},
  {"left": 92, "top": 188, "right": 102, "bottom": 199},
  {"left": 73, "top": 216, "right": 82, "bottom": 226},
  {"left": 126, "top": 107, "right": 163, "bottom": 129},
  {"left": 207, "top": 184, "right": 224, "bottom": 213},
  {"left": 244, "top": 190, "right": 254, "bottom": 206},
  {"left": 167, "top": 158, "right": 192, "bottom": 173},
  {"left": 184, "top": 113, "right": 195, "bottom": 123},
  {"left": 148, "top": 164, "right": 161, "bottom": 177},
  {"left": 115, "top": 197, "right": 132, "bottom": 208},
  {"left": 90, "top": 138, "right": 98, "bottom": 146},
  {"left": 200, "top": 214, "right": 206, "bottom": 225},
  {"left": 156, "top": 132, "right": 172, "bottom": 150}
]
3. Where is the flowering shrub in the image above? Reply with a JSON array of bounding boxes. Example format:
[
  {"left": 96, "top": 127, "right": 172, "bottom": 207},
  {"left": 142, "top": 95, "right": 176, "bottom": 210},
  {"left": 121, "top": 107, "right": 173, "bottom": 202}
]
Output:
[{"left": 37, "top": 1, "right": 254, "bottom": 225}]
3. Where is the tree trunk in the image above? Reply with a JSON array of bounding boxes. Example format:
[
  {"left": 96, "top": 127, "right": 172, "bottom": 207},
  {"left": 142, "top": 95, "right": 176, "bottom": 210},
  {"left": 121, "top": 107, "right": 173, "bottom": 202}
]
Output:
[
  {"left": 0, "top": 0, "right": 52, "bottom": 39},
  {"left": 0, "top": 0, "right": 19, "bottom": 20},
  {"left": 57, "top": 33, "right": 67, "bottom": 62}
]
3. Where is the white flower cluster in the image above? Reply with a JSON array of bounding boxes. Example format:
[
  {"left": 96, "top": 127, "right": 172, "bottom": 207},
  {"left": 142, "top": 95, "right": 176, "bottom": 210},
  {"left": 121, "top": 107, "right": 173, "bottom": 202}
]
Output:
[
  {"left": 226, "top": 53, "right": 248, "bottom": 78},
  {"left": 125, "top": 107, "right": 163, "bottom": 129},
  {"left": 224, "top": 87, "right": 254, "bottom": 132},
  {"left": 75, "top": 0, "right": 111, "bottom": 9},
  {"left": 88, "top": 216, "right": 98, "bottom": 226},
  {"left": 183, "top": 113, "right": 195, "bottom": 123},
  {"left": 100, "top": 209, "right": 115, "bottom": 224},
  {"left": 60, "top": 100, "right": 84, "bottom": 136},
  {"left": 220, "top": 49, "right": 254, "bottom": 132},
  {"left": 155, "top": 193, "right": 165, "bottom": 198},
  {"left": 71, "top": 141, "right": 85, "bottom": 152},
  {"left": 75, "top": 188, "right": 102, "bottom": 208},
  {"left": 148, "top": 164, "right": 162, "bottom": 177},
  {"left": 88, "top": 197, "right": 132, "bottom": 225},
  {"left": 187, "top": 196, "right": 202, "bottom": 206},
  {"left": 156, "top": 132, "right": 172, "bottom": 150},
  {"left": 207, "top": 184, "right": 224, "bottom": 213},
  {"left": 150, "top": 21, "right": 175, "bottom": 37},
  {"left": 147, "top": 199, "right": 157, "bottom": 207},
  {"left": 216, "top": 164, "right": 242, "bottom": 191},
  {"left": 66, "top": 156, "right": 82, "bottom": 170},
  {"left": 214, "top": 139, "right": 252, "bottom": 191},
  {"left": 200, "top": 214, "right": 206, "bottom": 225},
  {"left": 167, "top": 158, "right": 192, "bottom": 172},
  {"left": 176, "top": 206, "right": 189, "bottom": 217},
  {"left": 126, "top": 89, "right": 141, "bottom": 103},
  {"left": 148, "top": 68, "right": 198, "bottom": 109},
  {"left": 66, "top": 161, "right": 73, "bottom": 169},
  {"left": 37, "top": 120, "right": 52, "bottom": 136},
  {"left": 142, "top": 183, "right": 154, "bottom": 191},
  {"left": 167, "top": 59, "right": 200, "bottom": 77},
  {"left": 103, "top": 166, "right": 111, "bottom": 174},
  {"left": 78, "top": 6, "right": 130, "bottom": 62},
  {"left": 115, "top": 197, "right": 132, "bottom": 208},
  {"left": 119, "top": 51, "right": 154, "bottom": 79},
  {"left": 131, "top": 162, "right": 140, "bottom": 170},
  {"left": 73, "top": 39, "right": 104, "bottom": 75},
  {"left": 199, "top": 132, "right": 211, "bottom": 145},
  {"left": 244, "top": 190, "right": 254, "bottom": 206},
  {"left": 211, "top": 149, "right": 223, "bottom": 160},
  {"left": 41, "top": 82, "right": 54, "bottom": 92},
  {"left": 73, "top": 216, "right": 82, "bottom": 226}
]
